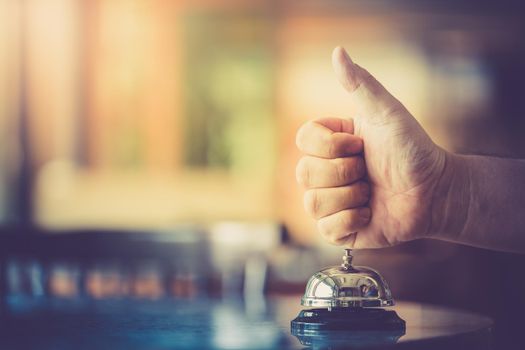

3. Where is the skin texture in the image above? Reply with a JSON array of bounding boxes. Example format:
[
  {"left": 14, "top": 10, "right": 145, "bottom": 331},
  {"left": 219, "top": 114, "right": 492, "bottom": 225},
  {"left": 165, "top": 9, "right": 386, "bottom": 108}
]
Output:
[{"left": 296, "top": 46, "right": 525, "bottom": 253}]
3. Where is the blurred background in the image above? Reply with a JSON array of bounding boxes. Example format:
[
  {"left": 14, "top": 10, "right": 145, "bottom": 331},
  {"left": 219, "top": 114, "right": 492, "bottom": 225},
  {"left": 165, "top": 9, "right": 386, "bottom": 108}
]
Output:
[{"left": 1, "top": 0, "right": 525, "bottom": 348}]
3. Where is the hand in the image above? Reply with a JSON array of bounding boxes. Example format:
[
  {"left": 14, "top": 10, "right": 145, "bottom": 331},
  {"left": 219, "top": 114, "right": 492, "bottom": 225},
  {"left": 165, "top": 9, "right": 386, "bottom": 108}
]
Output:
[{"left": 296, "top": 47, "right": 464, "bottom": 249}]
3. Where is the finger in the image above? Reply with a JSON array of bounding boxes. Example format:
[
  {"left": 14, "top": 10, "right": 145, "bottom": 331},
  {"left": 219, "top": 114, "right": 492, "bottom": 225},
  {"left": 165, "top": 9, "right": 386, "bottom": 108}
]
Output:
[
  {"left": 296, "top": 156, "right": 366, "bottom": 188},
  {"left": 336, "top": 232, "right": 357, "bottom": 247},
  {"left": 304, "top": 181, "right": 370, "bottom": 219},
  {"left": 296, "top": 118, "right": 363, "bottom": 158},
  {"left": 332, "top": 46, "right": 406, "bottom": 118},
  {"left": 317, "top": 207, "right": 372, "bottom": 245}
]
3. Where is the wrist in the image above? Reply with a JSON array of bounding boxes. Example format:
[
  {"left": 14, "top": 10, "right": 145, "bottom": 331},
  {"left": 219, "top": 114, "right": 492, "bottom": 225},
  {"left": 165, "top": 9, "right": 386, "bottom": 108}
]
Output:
[{"left": 428, "top": 150, "right": 471, "bottom": 241}]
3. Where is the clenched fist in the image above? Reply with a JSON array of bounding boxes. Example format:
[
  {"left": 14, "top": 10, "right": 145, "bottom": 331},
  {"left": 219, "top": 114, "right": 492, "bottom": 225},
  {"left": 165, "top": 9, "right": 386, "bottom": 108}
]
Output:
[{"left": 296, "top": 46, "right": 462, "bottom": 249}]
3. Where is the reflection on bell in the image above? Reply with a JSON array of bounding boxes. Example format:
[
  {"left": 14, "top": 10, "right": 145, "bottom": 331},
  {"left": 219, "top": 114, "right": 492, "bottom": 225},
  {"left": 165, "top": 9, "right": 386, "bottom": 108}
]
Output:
[
  {"left": 291, "top": 249, "right": 406, "bottom": 348},
  {"left": 302, "top": 249, "right": 393, "bottom": 309}
]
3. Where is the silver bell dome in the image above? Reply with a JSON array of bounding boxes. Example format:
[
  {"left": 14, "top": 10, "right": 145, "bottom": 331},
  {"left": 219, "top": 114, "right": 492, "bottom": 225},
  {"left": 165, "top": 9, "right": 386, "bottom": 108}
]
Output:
[{"left": 301, "top": 249, "right": 394, "bottom": 308}]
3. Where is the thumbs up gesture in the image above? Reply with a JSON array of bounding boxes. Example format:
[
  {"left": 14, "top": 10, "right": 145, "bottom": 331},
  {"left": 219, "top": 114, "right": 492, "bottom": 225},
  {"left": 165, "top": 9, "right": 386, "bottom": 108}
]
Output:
[{"left": 296, "top": 47, "right": 460, "bottom": 249}]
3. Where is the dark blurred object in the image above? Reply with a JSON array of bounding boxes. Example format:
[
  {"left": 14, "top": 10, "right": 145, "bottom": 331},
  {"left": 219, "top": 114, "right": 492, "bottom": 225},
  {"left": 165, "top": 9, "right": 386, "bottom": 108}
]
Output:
[
  {"left": 0, "top": 223, "right": 280, "bottom": 301},
  {"left": 0, "top": 226, "right": 209, "bottom": 300}
]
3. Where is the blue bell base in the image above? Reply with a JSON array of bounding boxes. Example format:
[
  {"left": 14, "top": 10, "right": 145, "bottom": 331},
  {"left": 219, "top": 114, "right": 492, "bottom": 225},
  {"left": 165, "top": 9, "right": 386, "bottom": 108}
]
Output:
[{"left": 291, "top": 307, "right": 406, "bottom": 347}]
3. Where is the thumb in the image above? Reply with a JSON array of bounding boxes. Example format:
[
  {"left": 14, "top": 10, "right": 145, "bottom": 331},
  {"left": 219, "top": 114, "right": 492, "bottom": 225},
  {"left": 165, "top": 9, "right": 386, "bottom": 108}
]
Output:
[{"left": 332, "top": 46, "right": 405, "bottom": 118}]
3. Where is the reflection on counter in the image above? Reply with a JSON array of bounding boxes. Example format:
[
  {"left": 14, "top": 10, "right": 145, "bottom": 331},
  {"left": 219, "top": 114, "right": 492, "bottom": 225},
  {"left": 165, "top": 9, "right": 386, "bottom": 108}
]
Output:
[
  {"left": 0, "top": 294, "right": 493, "bottom": 350},
  {"left": 2, "top": 296, "right": 289, "bottom": 350}
]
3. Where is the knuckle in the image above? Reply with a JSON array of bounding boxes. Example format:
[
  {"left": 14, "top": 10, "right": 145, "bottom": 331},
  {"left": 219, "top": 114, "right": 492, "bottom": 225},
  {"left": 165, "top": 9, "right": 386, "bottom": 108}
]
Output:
[
  {"left": 335, "top": 233, "right": 353, "bottom": 246},
  {"left": 356, "top": 207, "right": 372, "bottom": 227},
  {"left": 339, "top": 210, "right": 356, "bottom": 231},
  {"left": 328, "top": 136, "right": 346, "bottom": 158},
  {"left": 317, "top": 218, "right": 340, "bottom": 245},
  {"left": 304, "top": 190, "right": 321, "bottom": 218},
  {"left": 318, "top": 213, "right": 348, "bottom": 245},
  {"left": 361, "top": 71, "right": 377, "bottom": 90},
  {"left": 333, "top": 157, "right": 366, "bottom": 185},
  {"left": 354, "top": 137, "right": 364, "bottom": 152},
  {"left": 340, "top": 209, "right": 368, "bottom": 232},
  {"left": 325, "top": 132, "right": 346, "bottom": 158},
  {"left": 334, "top": 158, "right": 349, "bottom": 184},
  {"left": 296, "top": 157, "right": 310, "bottom": 187},
  {"left": 318, "top": 209, "right": 365, "bottom": 246},
  {"left": 295, "top": 122, "right": 310, "bottom": 151},
  {"left": 353, "top": 157, "right": 366, "bottom": 179},
  {"left": 326, "top": 138, "right": 337, "bottom": 158},
  {"left": 357, "top": 66, "right": 380, "bottom": 94}
]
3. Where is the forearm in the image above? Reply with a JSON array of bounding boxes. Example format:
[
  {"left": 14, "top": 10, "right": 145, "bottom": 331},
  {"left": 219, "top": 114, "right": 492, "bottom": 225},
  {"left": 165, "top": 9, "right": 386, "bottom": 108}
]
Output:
[{"left": 434, "top": 153, "right": 525, "bottom": 253}]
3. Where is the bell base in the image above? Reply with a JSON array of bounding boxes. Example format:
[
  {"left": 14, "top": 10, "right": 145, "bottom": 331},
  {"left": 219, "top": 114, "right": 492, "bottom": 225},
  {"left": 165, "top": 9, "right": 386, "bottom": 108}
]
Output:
[
  {"left": 291, "top": 307, "right": 406, "bottom": 332},
  {"left": 291, "top": 308, "right": 406, "bottom": 348}
]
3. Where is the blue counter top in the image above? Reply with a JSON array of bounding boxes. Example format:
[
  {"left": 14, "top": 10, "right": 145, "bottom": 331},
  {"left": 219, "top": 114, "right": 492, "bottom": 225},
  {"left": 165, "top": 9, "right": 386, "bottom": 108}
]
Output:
[{"left": 0, "top": 295, "right": 492, "bottom": 349}]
